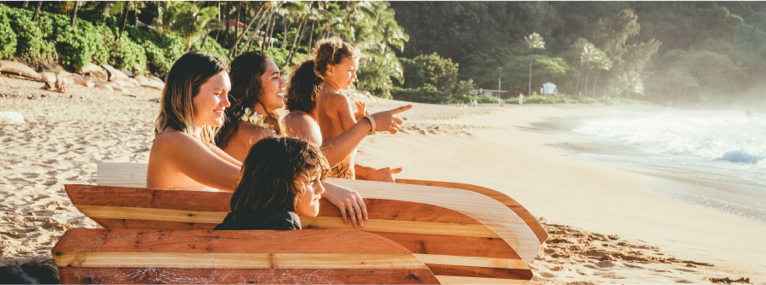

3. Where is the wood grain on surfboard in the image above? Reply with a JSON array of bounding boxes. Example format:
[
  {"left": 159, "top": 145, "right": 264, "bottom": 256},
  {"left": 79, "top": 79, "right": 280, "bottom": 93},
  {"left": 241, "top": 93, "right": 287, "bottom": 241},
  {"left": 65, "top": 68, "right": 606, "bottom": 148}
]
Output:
[
  {"left": 97, "top": 163, "right": 546, "bottom": 244},
  {"left": 52, "top": 228, "right": 438, "bottom": 284},
  {"left": 96, "top": 163, "right": 541, "bottom": 263},
  {"left": 396, "top": 179, "right": 548, "bottom": 244},
  {"left": 65, "top": 184, "right": 533, "bottom": 284}
]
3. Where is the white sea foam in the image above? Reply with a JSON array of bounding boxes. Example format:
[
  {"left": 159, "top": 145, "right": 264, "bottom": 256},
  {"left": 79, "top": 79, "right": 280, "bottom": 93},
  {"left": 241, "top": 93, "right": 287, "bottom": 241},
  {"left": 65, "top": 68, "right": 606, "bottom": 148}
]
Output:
[
  {"left": 569, "top": 111, "right": 766, "bottom": 224},
  {"left": 573, "top": 111, "right": 766, "bottom": 170}
]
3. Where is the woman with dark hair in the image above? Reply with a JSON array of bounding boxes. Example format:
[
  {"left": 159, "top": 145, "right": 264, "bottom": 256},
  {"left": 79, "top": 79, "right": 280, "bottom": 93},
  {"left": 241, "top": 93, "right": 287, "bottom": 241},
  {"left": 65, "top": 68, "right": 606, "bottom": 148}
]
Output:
[
  {"left": 147, "top": 52, "right": 241, "bottom": 191},
  {"left": 216, "top": 51, "right": 286, "bottom": 160},
  {"left": 218, "top": 51, "right": 411, "bottom": 226}
]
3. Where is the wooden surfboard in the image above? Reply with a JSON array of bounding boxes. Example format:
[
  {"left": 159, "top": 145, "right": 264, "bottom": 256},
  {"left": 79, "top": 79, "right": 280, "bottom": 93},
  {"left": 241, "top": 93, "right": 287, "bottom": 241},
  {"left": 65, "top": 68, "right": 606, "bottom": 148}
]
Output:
[
  {"left": 396, "top": 179, "right": 547, "bottom": 244},
  {"left": 66, "top": 185, "right": 534, "bottom": 284},
  {"left": 96, "top": 163, "right": 541, "bottom": 263},
  {"left": 52, "top": 228, "right": 439, "bottom": 284}
]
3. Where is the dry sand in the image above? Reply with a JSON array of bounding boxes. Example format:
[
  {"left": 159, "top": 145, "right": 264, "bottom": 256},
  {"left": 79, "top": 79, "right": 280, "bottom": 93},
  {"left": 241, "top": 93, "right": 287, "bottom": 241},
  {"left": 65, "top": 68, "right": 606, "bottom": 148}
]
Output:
[{"left": 1, "top": 75, "right": 764, "bottom": 284}]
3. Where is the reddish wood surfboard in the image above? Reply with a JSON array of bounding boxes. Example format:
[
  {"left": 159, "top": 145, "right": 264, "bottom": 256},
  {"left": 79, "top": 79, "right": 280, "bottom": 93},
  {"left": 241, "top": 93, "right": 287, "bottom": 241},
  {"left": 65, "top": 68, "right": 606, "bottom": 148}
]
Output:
[
  {"left": 95, "top": 163, "right": 541, "bottom": 264},
  {"left": 66, "top": 184, "right": 533, "bottom": 284},
  {"left": 52, "top": 228, "right": 438, "bottom": 284},
  {"left": 396, "top": 179, "right": 548, "bottom": 244}
]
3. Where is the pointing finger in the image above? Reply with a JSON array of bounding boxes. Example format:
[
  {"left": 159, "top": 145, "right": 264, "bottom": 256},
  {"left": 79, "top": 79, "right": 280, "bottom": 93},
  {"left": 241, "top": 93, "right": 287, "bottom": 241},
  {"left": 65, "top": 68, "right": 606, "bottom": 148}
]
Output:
[
  {"left": 390, "top": 167, "right": 403, "bottom": 174},
  {"left": 390, "top": 104, "right": 414, "bottom": 115}
]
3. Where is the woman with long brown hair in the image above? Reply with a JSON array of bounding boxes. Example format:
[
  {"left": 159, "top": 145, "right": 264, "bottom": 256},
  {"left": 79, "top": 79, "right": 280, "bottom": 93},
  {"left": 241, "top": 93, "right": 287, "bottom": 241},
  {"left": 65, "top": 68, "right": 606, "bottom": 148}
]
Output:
[
  {"left": 146, "top": 52, "right": 241, "bottom": 191},
  {"left": 217, "top": 51, "right": 411, "bottom": 226}
]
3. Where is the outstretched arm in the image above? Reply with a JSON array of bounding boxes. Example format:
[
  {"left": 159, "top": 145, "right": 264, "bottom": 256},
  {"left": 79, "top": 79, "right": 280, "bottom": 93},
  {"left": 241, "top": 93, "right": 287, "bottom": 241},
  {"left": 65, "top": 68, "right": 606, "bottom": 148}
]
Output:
[{"left": 284, "top": 104, "right": 414, "bottom": 168}]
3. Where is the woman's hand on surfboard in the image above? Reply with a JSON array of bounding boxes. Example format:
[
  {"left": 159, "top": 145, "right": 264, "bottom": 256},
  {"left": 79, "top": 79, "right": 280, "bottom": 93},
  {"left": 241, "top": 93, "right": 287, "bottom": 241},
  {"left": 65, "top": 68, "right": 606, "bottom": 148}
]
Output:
[
  {"left": 321, "top": 181, "right": 368, "bottom": 227},
  {"left": 370, "top": 104, "right": 413, "bottom": 134}
]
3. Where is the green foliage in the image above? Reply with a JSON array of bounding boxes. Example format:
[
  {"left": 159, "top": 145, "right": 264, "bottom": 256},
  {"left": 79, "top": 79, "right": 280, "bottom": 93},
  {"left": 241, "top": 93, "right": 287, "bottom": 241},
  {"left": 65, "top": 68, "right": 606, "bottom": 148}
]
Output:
[
  {"left": 472, "top": 95, "right": 503, "bottom": 104},
  {"left": 391, "top": 84, "right": 453, "bottom": 104},
  {"left": 126, "top": 26, "right": 186, "bottom": 75},
  {"left": 191, "top": 38, "right": 229, "bottom": 63},
  {"left": 2, "top": 6, "right": 57, "bottom": 65},
  {"left": 0, "top": 9, "right": 16, "bottom": 59},
  {"left": 453, "top": 79, "right": 477, "bottom": 97},
  {"left": 401, "top": 52, "right": 459, "bottom": 92},
  {"left": 109, "top": 30, "right": 147, "bottom": 73},
  {"left": 733, "top": 12, "right": 766, "bottom": 70},
  {"left": 57, "top": 21, "right": 114, "bottom": 68}
]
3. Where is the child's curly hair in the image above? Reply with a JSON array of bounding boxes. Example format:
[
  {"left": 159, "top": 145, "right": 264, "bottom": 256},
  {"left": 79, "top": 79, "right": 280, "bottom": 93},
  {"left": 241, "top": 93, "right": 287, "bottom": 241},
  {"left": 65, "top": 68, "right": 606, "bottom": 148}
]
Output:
[
  {"left": 285, "top": 60, "right": 323, "bottom": 114},
  {"left": 313, "top": 37, "right": 360, "bottom": 78},
  {"left": 229, "top": 137, "right": 330, "bottom": 220}
]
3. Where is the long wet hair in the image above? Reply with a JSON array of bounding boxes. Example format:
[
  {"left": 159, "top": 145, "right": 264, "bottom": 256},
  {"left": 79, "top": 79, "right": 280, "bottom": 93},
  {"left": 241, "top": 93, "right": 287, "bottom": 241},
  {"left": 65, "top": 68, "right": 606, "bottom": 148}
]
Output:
[
  {"left": 285, "top": 60, "right": 323, "bottom": 113},
  {"left": 154, "top": 52, "right": 229, "bottom": 146},
  {"left": 216, "top": 51, "right": 283, "bottom": 149},
  {"left": 229, "top": 137, "right": 330, "bottom": 220}
]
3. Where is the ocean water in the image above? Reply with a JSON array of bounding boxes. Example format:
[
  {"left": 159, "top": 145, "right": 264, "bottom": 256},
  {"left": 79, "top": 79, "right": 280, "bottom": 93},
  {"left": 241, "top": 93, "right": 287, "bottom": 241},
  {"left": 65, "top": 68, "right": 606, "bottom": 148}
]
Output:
[{"left": 567, "top": 110, "right": 766, "bottom": 224}]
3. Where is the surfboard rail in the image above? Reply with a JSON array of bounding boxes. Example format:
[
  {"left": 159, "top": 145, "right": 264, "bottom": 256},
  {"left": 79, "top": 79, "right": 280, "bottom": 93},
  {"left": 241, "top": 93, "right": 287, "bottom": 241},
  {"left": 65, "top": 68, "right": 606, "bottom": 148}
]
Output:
[
  {"left": 396, "top": 179, "right": 547, "bottom": 244},
  {"left": 52, "top": 228, "right": 439, "bottom": 284},
  {"left": 66, "top": 184, "right": 534, "bottom": 284},
  {"left": 95, "top": 163, "right": 542, "bottom": 263}
]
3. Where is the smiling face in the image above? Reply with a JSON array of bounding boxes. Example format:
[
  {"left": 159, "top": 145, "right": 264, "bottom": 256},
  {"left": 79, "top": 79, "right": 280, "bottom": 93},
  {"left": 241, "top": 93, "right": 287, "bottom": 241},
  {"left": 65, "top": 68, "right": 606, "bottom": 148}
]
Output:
[
  {"left": 293, "top": 169, "right": 325, "bottom": 217},
  {"left": 327, "top": 57, "right": 358, "bottom": 91},
  {"left": 192, "top": 71, "right": 231, "bottom": 128},
  {"left": 258, "top": 59, "right": 286, "bottom": 112}
]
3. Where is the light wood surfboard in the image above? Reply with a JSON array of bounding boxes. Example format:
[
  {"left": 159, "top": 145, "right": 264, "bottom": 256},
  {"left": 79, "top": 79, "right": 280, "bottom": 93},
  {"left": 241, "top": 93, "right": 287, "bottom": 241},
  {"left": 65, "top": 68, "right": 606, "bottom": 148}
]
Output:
[
  {"left": 96, "top": 163, "right": 541, "bottom": 263},
  {"left": 52, "top": 228, "right": 439, "bottom": 284},
  {"left": 396, "top": 179, "right": 548, "bottom": 244},
  {"left": 66, "top": 185, "right": 534, "bottom": 284}
]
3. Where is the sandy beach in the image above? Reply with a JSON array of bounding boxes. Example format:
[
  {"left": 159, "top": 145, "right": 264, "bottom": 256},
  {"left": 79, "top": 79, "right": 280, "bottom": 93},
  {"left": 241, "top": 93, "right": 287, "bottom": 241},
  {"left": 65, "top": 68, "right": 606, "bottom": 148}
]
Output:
[{"left": 1, "top": 75, "right": 764, "bottom": 284}]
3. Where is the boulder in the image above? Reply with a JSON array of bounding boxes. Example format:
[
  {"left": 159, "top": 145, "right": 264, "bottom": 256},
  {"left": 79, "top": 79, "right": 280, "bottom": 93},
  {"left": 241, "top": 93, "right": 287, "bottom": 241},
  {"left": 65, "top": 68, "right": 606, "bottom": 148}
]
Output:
[
  {"left": 39, "top": 72, "right": 57, "bottom": 84},
  {"left": 94, "top": 80, "right": 114, "bottom": 91},
  {"left": 126, "top": 78, "right": 140, "bottom": 87},
  {"left": 100, "top": 64, "right": 129, "bottom": 81},
  {"left": 72, "top": 75, "right": 95, "bottom": 87},
  {"left": 76, "top": 62, "right": 103, "bottom": 74},
  {"left": 0, "top": 111, "right": 25, "bottom": 125},
  {"left": 0, "top": 61, "right": 41, "bottom": 80},
  {"left": 135, "top": 75, "right": 164, "bottom": 89}
]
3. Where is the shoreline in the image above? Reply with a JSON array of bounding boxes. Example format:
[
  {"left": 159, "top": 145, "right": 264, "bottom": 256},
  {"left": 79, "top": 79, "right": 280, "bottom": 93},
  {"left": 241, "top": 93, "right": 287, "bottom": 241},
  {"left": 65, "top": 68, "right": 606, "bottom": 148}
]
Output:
[
  {"left": 361, "top": 103, "right": 766, "bottom": 283},
  {"left": 1, "top": 76, "right": 764, "bottom": 283}
]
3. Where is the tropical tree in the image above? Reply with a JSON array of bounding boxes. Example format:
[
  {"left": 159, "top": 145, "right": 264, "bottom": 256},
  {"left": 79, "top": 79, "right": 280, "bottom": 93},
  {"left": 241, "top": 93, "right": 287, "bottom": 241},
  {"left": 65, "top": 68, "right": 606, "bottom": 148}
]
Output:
[
  {"left": 32, "top": 1, "right": 42, "bottom": 22},
  {"left": 171, "top": 3, "right": 222, "bottom": 52},
  {"left": 368, "top": 2, "right": 408, "bottom": 68},
  {"left": 153, "top": 1, "right": 192, "bottom": 36},
  {"left": 523, "top": 32, "right": 545, "bottom": 96},
  {"left": 616, "top": 71, "right": 644, "bottom": 98},
  {"left": 71, "top": 1, "right": 79, "bottom": 29}
]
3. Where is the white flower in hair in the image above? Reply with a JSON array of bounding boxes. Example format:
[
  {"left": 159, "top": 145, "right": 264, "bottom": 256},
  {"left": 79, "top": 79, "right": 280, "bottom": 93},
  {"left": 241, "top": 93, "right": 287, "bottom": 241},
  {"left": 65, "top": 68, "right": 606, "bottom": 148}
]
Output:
[{"left": 241, "top": 108, "right": 272, "bottom": 129}]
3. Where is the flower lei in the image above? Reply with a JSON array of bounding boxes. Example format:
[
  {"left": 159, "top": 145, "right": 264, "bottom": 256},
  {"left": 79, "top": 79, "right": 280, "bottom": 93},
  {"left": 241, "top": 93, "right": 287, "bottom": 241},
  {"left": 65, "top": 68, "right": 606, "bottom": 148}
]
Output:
[{"left": 241, "top": 108, "right": 272, "bottom": 129}]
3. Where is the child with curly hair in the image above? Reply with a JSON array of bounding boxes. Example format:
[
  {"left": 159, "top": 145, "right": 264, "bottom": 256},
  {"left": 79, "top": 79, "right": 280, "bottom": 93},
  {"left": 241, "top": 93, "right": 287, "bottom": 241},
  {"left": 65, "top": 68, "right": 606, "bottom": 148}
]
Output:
[{"left": 214, "top": 137, "right": 330, "bottom": 230}]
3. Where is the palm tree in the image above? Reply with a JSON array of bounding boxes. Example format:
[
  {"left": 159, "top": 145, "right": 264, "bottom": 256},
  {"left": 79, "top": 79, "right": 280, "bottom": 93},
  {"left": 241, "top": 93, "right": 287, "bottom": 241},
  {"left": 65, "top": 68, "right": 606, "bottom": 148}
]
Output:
[
  {"left": 590, "top": 52, "right": 612, "bottom": 97},
  {"left": 372, "top": 5, "right": 408, "bottom": 67},
  {"left": 153, "top": 1, "right": 192, "bottom": 37},
  {"left": 71, "top": 1, "right": 79, "bottom": 29},
  {"left": 236, "top": 1, "right": 282, "bottom": 57},
  {"left": 285, "top": 2, "right": 313, "bottom": 66},
  {"left": 172, "top": 4, "right": 222, "bottom": 52},
  {"left": 616, "top": 71, "right": 644, "bottom": 98},
  {"left": 574, "top": 38, "right": 588, "bottom": 96},
  {"left": 523, "top": 32, "right": 545, "bottom": 96},
  {"left": 32, "top": 1, "right": 42, "bottom": 22}
]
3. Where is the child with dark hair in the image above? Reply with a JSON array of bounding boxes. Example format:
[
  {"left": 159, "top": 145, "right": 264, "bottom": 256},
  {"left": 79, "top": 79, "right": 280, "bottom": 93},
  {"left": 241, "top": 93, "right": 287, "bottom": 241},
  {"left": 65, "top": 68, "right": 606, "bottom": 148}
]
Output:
[
  {"left": 214, "top": 137, "right": 330, "bottom": 230},
  {"left": 0, "top": 256, "right": 59, "bottom": 284}
]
